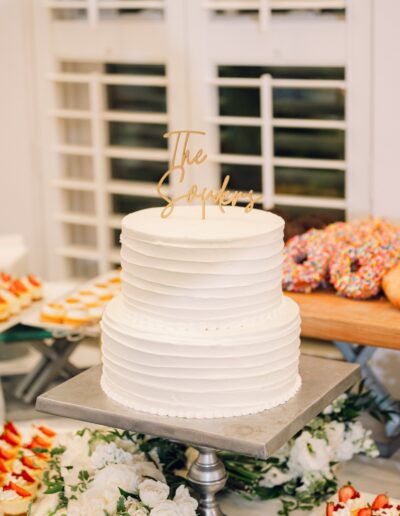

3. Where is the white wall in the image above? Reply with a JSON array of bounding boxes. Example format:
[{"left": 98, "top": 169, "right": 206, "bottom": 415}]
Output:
[
  {"left": 0, "top": 0, "right": 43, "bottom": 274},
  {"left": 372, "top": 0, "right": 400, "bottom": 221}
]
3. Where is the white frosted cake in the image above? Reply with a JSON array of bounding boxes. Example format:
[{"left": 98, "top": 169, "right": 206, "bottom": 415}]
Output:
[{"left": 101, "top": 206, "right": 301, "bottom": 418}]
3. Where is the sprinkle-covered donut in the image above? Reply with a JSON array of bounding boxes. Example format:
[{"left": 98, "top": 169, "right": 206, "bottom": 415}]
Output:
[
  {"left": 283, "top": 229, "right": 331, "bottom": 293},
  {"left": 330, "top": 240, "right": 398, "bottom": 299}
]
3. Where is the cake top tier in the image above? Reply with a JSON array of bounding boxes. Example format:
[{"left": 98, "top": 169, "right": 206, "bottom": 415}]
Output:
[{"left": 122, "top": 206, "right": 284, "bottom": 244}]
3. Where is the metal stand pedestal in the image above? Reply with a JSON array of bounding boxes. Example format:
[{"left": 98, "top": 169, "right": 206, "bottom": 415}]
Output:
[{"left": 188, "top": 447, "right": 227, "bottom": 516}]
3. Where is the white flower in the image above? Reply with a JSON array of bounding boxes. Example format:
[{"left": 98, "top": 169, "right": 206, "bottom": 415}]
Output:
[
  {"left": 133, "top": 461, "right": 166, "bottom": 483},
  {"left": 323, "top": 404, "right": 333, "bottom": 415},
  {"left": 125, "top": 497, "right": 150, "bottom": 516},
  {"left": 260, "top": 467, "right": 293, "bottom": 487},
  {"left": 288, "top": 431, "right": 332, "bottom": 478},
  {"left": 173, "top": 485, "right": 198, "bottom": 516},
  {"left": 90, "top": 441, "right": 135, "bottom": 469},
  {"left": 139, "top": 479, "right": 169, "bottom": 508},
  {"left": 325, "top": 421, "right": 346, "bottom": 455},
  {"left": 149, "top": 500, "right": 181, "bottom": 516}
]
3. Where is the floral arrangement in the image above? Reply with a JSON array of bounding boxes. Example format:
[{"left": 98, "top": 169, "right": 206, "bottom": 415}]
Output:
[
  {"left": 32, "top": 429, "right": 197, "bottom": 516},
  {"left": 33, "top": 383, "right": 392, "bottom": 516}
]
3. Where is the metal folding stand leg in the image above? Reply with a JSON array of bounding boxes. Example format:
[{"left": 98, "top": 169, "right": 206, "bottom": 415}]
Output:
[
  {"left": 14, "top": 333, "right": 84, "bottom": 404},
  {"left": 334, "top": 341, "right": 400, "bottom": 446}
]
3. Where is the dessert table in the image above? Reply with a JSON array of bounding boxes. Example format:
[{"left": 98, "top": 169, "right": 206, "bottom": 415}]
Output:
[
  {"left": 37, "top": 356, "right": 360, "bottom": 516},
  {"left": 287, "top": 291, "right": 400, "bottom": 449}
]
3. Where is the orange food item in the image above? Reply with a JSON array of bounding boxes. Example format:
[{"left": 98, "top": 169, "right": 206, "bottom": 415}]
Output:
[
  {"left": 4, "top": 421, "right": 21, "bottom": 437},
  {"left": 37, "top": 425, "right": 56, "bottom": 438},
  {"left": 4, "top": 481, "right": 32, "bottom": 498},
  {"left": 1, "top": 431, "right": 21, "bottom": 447},
  {"left": 0, "top": 446, "right": 15, "bottom": 460},
  {"left": 0, "top": 459, "right": 9, "bottom": 473},
  {"left": 20, "top": 456, "right": 40, "bottom": 470}
]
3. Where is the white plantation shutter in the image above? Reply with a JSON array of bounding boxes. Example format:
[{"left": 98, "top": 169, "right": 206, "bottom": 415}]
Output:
[{"left": 35, "top": 0, "right": 372, "bottom": 279}]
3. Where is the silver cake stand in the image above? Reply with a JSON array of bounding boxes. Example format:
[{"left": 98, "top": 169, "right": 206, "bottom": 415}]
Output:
[{"left": 36, "top": 356, "right": 360, "bottom": 516}]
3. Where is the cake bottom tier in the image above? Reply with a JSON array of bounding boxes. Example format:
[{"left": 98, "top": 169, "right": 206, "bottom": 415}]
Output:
[{"left": 101, "top": 295, "right": 301, "bottom": 419}]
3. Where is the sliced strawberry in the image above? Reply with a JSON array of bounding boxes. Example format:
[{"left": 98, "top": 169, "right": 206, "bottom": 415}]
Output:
[
  {"left": 13, "top": 279, "right": 27, "bottom": 293},
  {"left": 12, "top": 470, "right": 35, "bottom": 483},
  {"left": 37, "top": 425, "right": 56, "bottom": 438},
  {"left": 326, "top": 502, "right": 334, "bottom": 516},
  {"left": 9, "top": 481, "right": 31, "bottom": 498},
  {"left": 31, "top": 435, "right": 51, "bottom": 448},
  {"left": 1, "top": 430, "right": 20, "bottom": 446},
  {"left": 20, "top": 456, "right": 40, "bottom": 470},
  {"left": 4, "top": 421, "right": 20, "bottom": 437},
  {"left": 8, "top": 284, "right": 20, "bottom": 297},
  {"left": 338, "top": 484, "right": 360, "bottom": 503},
  {"left": 357, "top": 508, "right": 372, "bottom": 516},
  {"left": 0, "top": 459, "right": 8, "bottom": 473},
  {"left": 372, "top": 494, "right": 390, "bottom": 510},
  {"left": 1, "top": 273, "right": 12, "bottom": 283},
  {"left": 0, "top": 446, "right": 14, "bottom": 460},
  {"left": 28, "top": 275, "right": 41, "bottom": 287}
]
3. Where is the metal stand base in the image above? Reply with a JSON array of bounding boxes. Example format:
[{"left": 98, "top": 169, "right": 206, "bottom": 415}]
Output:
[
  {"left": 188, "top": 447, "right": 227, "bottom": 516},
  {"left": 14, "top": 332, "right": 84, "bottom": 404}
]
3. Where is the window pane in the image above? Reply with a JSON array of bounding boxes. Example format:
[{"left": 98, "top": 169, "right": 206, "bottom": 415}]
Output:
[
  {"left": 110, "top": 159, "right": 168, "bottom": 183},
  {"left": 111, "top": 194, "right": 164, "bottom": 215},
  {"left": 274, "top": 89, "right": 345, "bottom": 120},
  {"left": 220, "top": 164, "right": 262, "bottom": 192},
  {"left": 219, "top": 87, "right": 260, "bottom": 117},
  {"left": 106, "top": 63, "right": 165, "bottom": 76},
  {"left": 109, "top": 122, "right": 167, "bottom": 148},
  {"left": 107, "top": 85, "right": 167, "bottom": 113},
  {"left": 220, "top": 126, "right": 261, "bottom": 155},
  {"left": 274, "top": 128, "right": 345, "bottom": 160},
  {"left": 219, "top": 66, "right": 345, "bottom": 80},
  {"left": 275, "top": 168, "right": 345, "bottom": 198}
]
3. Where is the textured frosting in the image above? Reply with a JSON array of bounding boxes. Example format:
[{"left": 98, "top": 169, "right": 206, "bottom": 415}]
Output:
[
  {"left": 120, "top": 206, "right": 284, "bottom": 328},
  {"left": 101, "top": 206, "right": 302, "bottom": 418}
]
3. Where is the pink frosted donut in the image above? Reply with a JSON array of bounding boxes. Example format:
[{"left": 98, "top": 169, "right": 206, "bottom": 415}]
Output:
[
  {"left": 329, "top": 240, "right": 399, "bottom": 299},
  {"left": 283, "top": 229, "right": 331, "bottom": 293}
]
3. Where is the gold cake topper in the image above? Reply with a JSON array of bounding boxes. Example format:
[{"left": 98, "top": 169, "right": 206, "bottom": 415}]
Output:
[{"left": 156, "top": 130, "right": 262, "bottom": 219}]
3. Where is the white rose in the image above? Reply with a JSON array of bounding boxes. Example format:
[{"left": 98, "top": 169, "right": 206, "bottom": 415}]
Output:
[
  {"left": 288, "top": 431, "right": 332, "bottom": 477},
  {"left": 260, "top": 467, "right": 293, "bottom": 487},
  {"left": 150, "top": 501, "right": 181, "bottom": 516},
  {"left": 139, "top": 479, "right": 169, "bottom": 508},
  {"left": 67, "top": 489, "right": 107, "bottom": 516},
  {"left": 125, "top": 498, "right": 150, "bottom": 516},
  {"left": 88, "top": 463, "right": 140, "bottom": 510},
  {"left": 133, "top": 461, "right": 165, "bottom": 483},
  {"left": 173, "top": 485, "right": 198, "bottom": 516}
]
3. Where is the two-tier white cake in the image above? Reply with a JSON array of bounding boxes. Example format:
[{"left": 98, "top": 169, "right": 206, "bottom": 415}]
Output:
[{"left": 101, "top": 206, "right": 301, "bottom": 418}]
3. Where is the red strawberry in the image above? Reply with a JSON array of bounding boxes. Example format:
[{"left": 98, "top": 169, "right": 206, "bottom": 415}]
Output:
[
  {"left": 28, "top": 275, "right": 41, "bottom": 287},
  {"left": 13, "top": 280, "right": 27, "bottom": 293},
  {"left": 357, "top": 508, "right": 372, "bottom": 516},
  {"left": 20, "top": 456, "right": 40, "bottom": 470},
  {"left": 31, "top": 435, "right": 51, "bottom": 448},
  {"left": 0, "top": 446, "right": 14, "bottom": 460},
  {"left": 372, "top": 494, "right": 390, "bottom": 510},
  {"left": 326, "top": 502, "right": 334, "bottom": 516},
  {"left": 12, "top": 470, "right": 35, "bottom": 483},
  {"left": 338, "top": 484, "right": 360, "bottom": 503},
  {"left": 38, "top": 425, "right": 56, "bottom": 438},
  {"left": 1, "top": 430, "right": 20, "bottom": 446},
  {"left": 4, "top": 421, "right": 20, "bottom": 437},
  {"left": 9, "top": 481, "right": 31, "bottom": 498}
]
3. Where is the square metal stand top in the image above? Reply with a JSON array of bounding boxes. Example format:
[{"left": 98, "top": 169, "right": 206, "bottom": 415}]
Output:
[{"left": 36, "top": 356, "right": 360, "bottom": 459}]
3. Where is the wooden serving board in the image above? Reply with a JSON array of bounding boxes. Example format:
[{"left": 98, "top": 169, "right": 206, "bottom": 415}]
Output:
[{"left": 287, "top": 290, "right": 400, "bottom": 351}]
